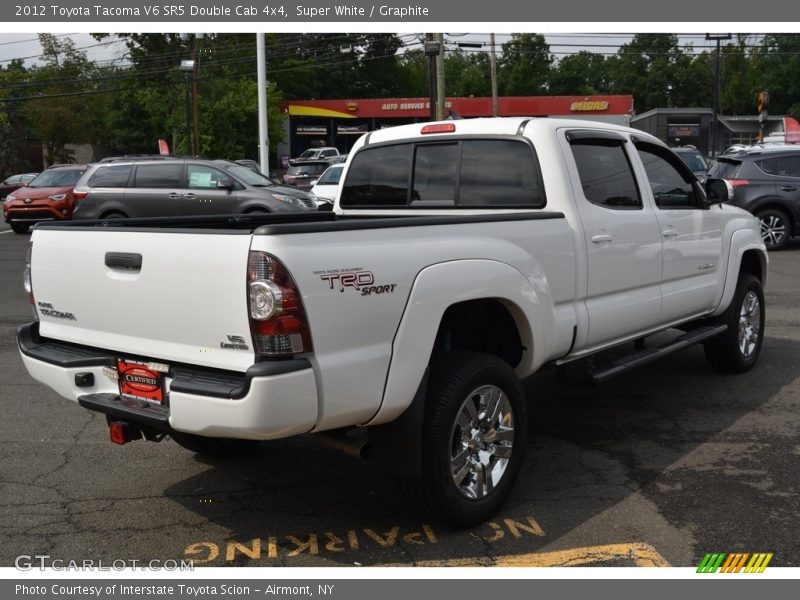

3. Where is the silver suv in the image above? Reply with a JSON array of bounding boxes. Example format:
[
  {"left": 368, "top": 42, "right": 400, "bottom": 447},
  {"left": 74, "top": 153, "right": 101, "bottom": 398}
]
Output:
[{"left": 72, "top": 158, "right": 318, "bottom": 220}]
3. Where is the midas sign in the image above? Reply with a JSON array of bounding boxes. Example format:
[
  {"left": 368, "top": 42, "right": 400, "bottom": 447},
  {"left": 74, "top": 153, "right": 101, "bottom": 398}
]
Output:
[{"left": 570, "top": 101, "right": 610, "bottom": 112}]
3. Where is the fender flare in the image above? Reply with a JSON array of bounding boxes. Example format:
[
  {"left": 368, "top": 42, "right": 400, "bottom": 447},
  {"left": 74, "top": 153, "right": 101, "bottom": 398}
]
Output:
[
  {"left": 712, "top": 229, "right": 768, "bottom": 318},
  {"left": 366, "top": 259, "right": 552, "bottom": 427}
]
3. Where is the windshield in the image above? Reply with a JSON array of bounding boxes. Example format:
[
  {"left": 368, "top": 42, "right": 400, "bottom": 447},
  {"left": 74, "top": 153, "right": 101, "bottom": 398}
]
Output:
[
  {"left": 677, "top": 151, "right": 708, "bottom": 172},
  {"left": 316, "top": 166, "right": 343, "bottom": 185},
  {"left": 222, "top": 164, "right": 276, "bottom": 186},
  {"left": 298, "top": 149, "right": 320, "bottom": 159},
  {"left": 28, "top": 169, "right": 84, "bottom": 188}
]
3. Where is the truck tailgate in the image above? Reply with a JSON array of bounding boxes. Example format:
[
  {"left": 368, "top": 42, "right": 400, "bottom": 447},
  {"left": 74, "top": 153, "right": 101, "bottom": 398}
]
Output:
[{"left": 30, "top": 229, "right": 255, "bottom": 372}]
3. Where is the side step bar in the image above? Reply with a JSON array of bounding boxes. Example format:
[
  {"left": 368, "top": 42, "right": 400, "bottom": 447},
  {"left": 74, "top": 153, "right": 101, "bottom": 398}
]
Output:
[{"left": 590, "top": 324, "right": 728, "bottom": 384}]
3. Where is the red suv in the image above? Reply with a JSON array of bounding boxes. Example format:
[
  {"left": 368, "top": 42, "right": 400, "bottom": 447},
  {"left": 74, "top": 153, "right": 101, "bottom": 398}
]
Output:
[{"left": 3, "top": 165, "right": 87, "bottom": 233}]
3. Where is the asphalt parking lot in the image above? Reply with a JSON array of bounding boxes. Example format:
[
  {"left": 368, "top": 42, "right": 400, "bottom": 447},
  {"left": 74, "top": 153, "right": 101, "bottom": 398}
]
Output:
[{"left": 1, "top": 221, "right": 798, "bottom": 568}]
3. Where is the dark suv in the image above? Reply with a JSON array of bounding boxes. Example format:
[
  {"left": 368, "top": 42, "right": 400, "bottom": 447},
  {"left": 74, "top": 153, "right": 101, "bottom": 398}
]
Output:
[
  {"left": 72, "top": 158, "right": 319, "bottom": 220},
  {"left": 707, "top": 146, "right": 800, "bottom": 250}
]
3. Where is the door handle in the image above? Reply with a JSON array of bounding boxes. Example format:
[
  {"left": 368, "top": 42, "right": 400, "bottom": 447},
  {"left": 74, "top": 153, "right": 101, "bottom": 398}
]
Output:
[
  {"left": 168, "top": 193, "right": 181, "bottom": 199},
  {"left": 780, "top": 186, "right": 797, "bottom": 192},
  {"left": 105, "top": 252, "right": 142, "bottom": 271},
  {"left": 662, "top": 229, "right": 679, "bottom": 238},
  {"left": 591, "top": 234, "right": 613, "bottom": 244},
  {"left": 183, "top": 193, "right": 196, "bottom": 199}
]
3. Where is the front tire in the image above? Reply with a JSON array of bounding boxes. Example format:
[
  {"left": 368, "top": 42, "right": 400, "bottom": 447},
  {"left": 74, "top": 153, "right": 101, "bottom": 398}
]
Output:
[
  {"left": 401, "top": 351, "right": 527, "bottom": 527},
  {"left": 704, "top": 273, "right": 765, "bottom": 373}
]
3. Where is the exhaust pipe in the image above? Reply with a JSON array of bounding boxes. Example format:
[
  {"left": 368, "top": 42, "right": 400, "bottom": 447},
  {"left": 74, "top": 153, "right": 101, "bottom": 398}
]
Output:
[{"left": 313, "top": 431, "right": 372, "bottom": 460}]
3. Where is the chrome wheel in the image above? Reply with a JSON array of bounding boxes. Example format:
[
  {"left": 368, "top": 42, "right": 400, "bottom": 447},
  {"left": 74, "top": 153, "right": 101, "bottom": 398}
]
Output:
[
  {"left": 738, "top": 290, "right": 761, "bottom": 358},
  {"left": 449, "top": 385, "right": 515, "bottom": 500},
  {"left": 760, "top": 214, "right": 787, "bottom": 249}
]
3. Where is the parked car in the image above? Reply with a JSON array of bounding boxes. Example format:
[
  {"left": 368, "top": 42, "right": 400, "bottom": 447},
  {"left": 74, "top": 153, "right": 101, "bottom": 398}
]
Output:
[
  {"left": 672, "top": 147, "right": 709, "bottom": 180},
  {"left": 234, "top": 159, "right": 262, "bottom": 174},
  {"left": 291, "top": 147, "right": 344, "bottom": 163},
  {"left": 3, "top": 165, "right": 87, "bottom": 233},
  {"left": 309, "top": 163, "right": 344, "bottom": 206},
  {"left": 707, "top": 145, "right": 800, "bottom": 250},
  {"left": 71, "top": 158, "right": 318, "bottom": 220},
  {"left": 18, "top": 118, "right": 766, "bottom": 526},
  {"left": 0, "top": 173, "right": 38, "bottom": 200},
  {"left": 282, "top": 160, "right": 331, "bottom": 191}
]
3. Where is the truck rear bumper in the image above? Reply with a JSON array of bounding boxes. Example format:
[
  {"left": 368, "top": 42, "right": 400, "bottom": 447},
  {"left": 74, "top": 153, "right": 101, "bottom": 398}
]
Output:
[{"left": 17, "top": 322, "right": 318, "bottom": 440}]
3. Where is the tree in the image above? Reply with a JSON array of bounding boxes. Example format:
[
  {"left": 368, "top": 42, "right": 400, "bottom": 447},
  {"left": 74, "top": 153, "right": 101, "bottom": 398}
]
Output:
[
  {"left": 498, "top": 34, "right": 552, "bottom": 96},
  {"left": 549, "top": 51, "right": 610, "bottom": 95},
  {"left": 756, "top": 34, "right": 800, "bottom": 118},
  {"left": 94, "top": 33, "right": 287, "bottom": 159},
  {"left": 609, "top": 34, "right": 693, "bottom": 113},
  {"left": 445, "top": 50, "right": 491, "bottom": 97},
  {"left": 0, "top": 60, "right": 32, "bottom": 177},
  {"left": 22, "top": 34, "right": 109, "bottom": 164}
]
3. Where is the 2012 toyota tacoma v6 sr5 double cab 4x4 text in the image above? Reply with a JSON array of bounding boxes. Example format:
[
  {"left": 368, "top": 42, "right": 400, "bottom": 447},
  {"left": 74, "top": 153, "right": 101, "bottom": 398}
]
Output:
[{"left": 18, "top": 118, "right": 767, "bottom": 525}]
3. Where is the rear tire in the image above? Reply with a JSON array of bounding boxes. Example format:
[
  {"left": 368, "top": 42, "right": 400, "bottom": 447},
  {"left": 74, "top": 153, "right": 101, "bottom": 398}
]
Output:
[
  {"left": 401, "top": 351, "right": 527, "bottom": 527},
  {"left": 757, "top": 208, "right": 790, "bottom": 251},
  {"left": 171, "top": 431, "right": 258, "bottom": 458},
  {"left": 10, "top": 223, "right": 29, "bottom": 234},
  {"left": 704, "top": 273, "right": 765, "bottom": 373}
]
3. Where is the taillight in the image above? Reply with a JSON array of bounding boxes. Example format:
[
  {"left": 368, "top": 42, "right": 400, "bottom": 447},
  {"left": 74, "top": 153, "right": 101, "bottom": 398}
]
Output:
[
  {"left": 421, "top": 123, "right": 456, "bottom": 134},
  {"left": 727, "top": 179, "right": 749, "bottom": 187},
  {"left": 73, "top": 190, "right": 88, "bottom": 200},
  {"left": 24, "top": 240, "right": 37, "bottom": 321},
  {"left": 247, "top": 251, "right": 312, "bottom": 357}
]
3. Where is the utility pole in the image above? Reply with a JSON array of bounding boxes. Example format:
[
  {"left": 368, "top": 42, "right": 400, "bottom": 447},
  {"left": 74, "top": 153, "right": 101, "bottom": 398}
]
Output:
[
  {"left": 179, "top": 58, "right": 195, "bottom": 155},
  {"left": 706, "top": 33, "right": 731, "bottom": 157},
  {"left": 424, "top": 34, "right": 439, "bottom": 121},
  {"left": 435, "top": 32, "right": 446, "bottom": 120},
  {"left": 256, "top": 33, "right": 269, "bottom": 175},
  {"left": 190, "top": 34, "right": 200, "bottom": 157},
  {"left": 490, "top": 33, "right": 499, "bottom": 117}
]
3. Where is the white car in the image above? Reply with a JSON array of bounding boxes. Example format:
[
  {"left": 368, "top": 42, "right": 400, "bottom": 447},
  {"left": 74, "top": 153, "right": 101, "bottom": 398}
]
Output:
[{"left": 309, "top": 163, "right": 344, "bottom": 205}]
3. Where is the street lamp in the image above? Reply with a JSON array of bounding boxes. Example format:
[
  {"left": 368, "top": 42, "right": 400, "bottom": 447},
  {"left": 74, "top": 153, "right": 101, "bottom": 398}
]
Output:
[
  {"left": 706, "top": 33, "right": 732, "bottom": 157},
  {"left": 179, "top": 59, "right": 195, "bottom": 156}
]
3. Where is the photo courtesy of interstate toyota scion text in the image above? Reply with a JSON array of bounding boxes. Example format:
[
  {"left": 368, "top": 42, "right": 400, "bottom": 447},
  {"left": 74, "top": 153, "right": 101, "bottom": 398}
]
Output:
[{"left": 18, "top": 117, "right": 767, "bottom": 525}]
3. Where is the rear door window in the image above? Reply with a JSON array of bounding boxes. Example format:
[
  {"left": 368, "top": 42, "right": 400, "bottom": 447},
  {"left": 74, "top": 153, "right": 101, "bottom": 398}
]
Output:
[
  {"left": 133, "top": 164, "right": 182, "bottom": 188},
  {"left": 569, "top": 140, "right": 641, "bottom": 209},
  {"left": 757, "top": 155, "right": 800, "bottom": 178},
  {"left": 88, "top": 165, "right": 132, "bottom": 188},
  {"left": 340, "top": 139, "right": 545, "bottom": 208}
]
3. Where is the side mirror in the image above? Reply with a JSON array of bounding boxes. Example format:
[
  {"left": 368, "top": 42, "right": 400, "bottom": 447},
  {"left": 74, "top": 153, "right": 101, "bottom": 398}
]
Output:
[
  {"left": 309, "top": 179, "right": 318, "bottom": 187},
  {"left": 217, "top": 178, "right": 234, "bottom": 191},
  {"left": 705, "top": 177, "right": 732, "bottom": 204}
]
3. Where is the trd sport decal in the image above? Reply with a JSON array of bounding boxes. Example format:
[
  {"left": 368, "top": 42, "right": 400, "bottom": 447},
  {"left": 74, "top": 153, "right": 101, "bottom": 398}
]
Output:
[{"left": 315, "top": 268, "right": 397, "bottom": 296}]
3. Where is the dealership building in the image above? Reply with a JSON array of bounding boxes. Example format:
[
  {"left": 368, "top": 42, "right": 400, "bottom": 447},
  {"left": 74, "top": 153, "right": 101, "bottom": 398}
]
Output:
[
  {"left": 277, "top": 95, "right": 634, "bottom": 163},
  {"left": 630, "top": 108, "right": 800, "bottom": 155}
]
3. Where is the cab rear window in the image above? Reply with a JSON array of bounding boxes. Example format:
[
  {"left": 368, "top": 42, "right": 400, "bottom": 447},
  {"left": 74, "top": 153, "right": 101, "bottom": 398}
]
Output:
[{"left": 340, "top": 139, "right": 545, "bottom": 208}]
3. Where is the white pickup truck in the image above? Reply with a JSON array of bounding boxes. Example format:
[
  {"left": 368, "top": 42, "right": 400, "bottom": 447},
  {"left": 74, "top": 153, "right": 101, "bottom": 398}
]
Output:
[{"left": 18, "top": 118, "right": 767, "bottom": 526}]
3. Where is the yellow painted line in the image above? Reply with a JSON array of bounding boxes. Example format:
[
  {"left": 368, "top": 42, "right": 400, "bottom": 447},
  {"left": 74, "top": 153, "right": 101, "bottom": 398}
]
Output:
[{"left": 382, "top": 542, "right": 670, "bottom": 568}]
